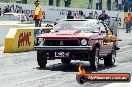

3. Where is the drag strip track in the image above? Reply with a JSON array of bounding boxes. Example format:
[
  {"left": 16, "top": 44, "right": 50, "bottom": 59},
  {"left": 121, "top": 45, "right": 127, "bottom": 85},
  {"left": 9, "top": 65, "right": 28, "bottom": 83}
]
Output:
[{"left": 0, "top": 30, "right": 132, "bottom": 87}]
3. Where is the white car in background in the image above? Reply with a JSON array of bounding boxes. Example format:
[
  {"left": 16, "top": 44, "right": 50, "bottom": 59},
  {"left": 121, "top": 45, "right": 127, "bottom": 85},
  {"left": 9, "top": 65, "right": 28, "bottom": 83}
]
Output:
[
  {"left": 0, "top": 13, "right": 34, "bottom": 46},
  {"left": 0, "top": 13, "right": 32, "bottom": 25},
  {"left": 0, "top": 13, "right": 53, "bottom": 46}
]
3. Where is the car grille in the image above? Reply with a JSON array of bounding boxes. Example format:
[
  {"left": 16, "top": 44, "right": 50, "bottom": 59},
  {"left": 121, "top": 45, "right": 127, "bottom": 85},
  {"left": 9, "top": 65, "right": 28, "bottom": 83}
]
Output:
[{"left": 45, "top": 40, "right": 79, "bottom": 46}]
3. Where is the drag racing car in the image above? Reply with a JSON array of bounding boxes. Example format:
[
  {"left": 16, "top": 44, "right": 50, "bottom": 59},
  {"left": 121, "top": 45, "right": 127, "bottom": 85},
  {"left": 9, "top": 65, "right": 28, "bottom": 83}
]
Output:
[{"left": 34, "top": 19, "right": 119, "bottom": 70}]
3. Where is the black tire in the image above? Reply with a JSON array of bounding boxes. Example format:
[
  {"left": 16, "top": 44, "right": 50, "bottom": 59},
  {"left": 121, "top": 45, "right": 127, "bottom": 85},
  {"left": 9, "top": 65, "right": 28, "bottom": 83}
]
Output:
[
  {"left": 89, "top": 47, "right": 99, "bottom": 71},
  {"left": 61, "top": 59, "right": 71, "bottom": 64},
  {"left": 37, "top": 51, "right": 47, "bottom": 68},
  {"left": 104, "top": 48, "right": 116, "bottom": 66}
]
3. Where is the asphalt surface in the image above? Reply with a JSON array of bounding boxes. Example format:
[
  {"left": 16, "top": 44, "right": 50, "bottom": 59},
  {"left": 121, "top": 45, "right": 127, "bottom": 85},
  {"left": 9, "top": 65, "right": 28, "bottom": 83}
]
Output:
[{"left": 0, "top": 29, "right": 132, "bottom": 87}]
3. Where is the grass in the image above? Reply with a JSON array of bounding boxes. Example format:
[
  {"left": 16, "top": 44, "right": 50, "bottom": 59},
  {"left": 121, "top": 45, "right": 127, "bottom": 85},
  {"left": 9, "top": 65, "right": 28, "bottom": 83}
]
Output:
[{"left": 0, "top": 0, "right": 116, "bottom": 10}]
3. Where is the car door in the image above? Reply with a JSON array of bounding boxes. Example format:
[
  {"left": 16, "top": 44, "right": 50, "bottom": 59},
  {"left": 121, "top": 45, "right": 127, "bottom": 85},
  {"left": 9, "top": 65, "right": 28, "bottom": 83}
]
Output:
[
  {"left": 99, "top": 22, "right": 113, "bottom": 56},
  {"left": 104, "top": 23, "right": 116, "bottom": 53}
]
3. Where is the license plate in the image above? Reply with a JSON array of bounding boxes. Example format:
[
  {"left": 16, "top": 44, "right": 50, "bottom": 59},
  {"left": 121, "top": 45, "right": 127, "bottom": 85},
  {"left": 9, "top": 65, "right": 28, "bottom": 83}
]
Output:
[{"left": 55, "top": 52, "right": 69, "bottom": 57}]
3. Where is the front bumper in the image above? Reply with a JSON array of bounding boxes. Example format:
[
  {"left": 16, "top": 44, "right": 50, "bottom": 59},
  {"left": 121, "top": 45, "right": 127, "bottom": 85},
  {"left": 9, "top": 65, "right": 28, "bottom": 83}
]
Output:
[{"left": 34, "top": 46, "right": 92, "bottom": 51}]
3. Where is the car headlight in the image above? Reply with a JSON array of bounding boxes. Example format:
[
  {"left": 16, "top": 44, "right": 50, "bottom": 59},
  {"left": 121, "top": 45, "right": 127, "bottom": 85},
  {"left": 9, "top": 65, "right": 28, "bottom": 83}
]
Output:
[{"left": 81, "top": 39, "right": 88, "bottom": 46}]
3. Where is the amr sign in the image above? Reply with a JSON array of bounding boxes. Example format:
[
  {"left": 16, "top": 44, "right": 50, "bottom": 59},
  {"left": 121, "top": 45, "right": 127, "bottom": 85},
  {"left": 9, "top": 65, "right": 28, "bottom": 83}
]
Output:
[{"left": 18, "top": 32, "right": 31, "bottom": 48}]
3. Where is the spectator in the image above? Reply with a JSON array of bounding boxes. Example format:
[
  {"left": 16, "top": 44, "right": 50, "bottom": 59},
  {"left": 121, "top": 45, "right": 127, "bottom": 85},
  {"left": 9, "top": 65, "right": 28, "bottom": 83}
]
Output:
[
  {"left": 49, "top": 0, "right": 53, "bottom": 6},
  {"left": 88, "top": 0, "right": 93, "bottom": 9},
  {"left": 96, "top": 0, "right": 100, "bottom": 10},
  {"left": 118, "top": 0, "right": 123, "bottom": 11},
  {"left": 99, "top": 0, "right": 102, "bottom": 10},
  {"left": 0, "top": 8, "right": 2, "bottom": 16},
  {"left": 56, "top": 0, "right": 60, "bottom": 7},
  {"left": 85, "top": 12, "right": 94, "bottom": 19},
  {"left": 67, "top": 11, "right": 74, "bottom": 19},
  {"left": 125, "top": 13, "right": 132, "bottom": 33},
  {"left": 124, "top": 0, "right": 128, "bottom": 12},
  {"left": 32, "top": 0, "right": 43, "bottom": 27},
  {"left": 128, "top": 0, "right": 132, "bottom": 12},
  {"left": 107, "top": 0, "right": 111, "bottom": 11},
  {"left": 98, "top": 10, "right": 110, "bottom": 21},
  {"left": 68, "top": 0, "right": 71, "bottom": 7},
  {"left": 78, "top": 11, "right": 85, "bottom": 19},
  {"left": 64, "top": 0, "right": 69, "bottom": 7},
  {"left": 112, "top": 0, "right": 118, "bottom": 11}
]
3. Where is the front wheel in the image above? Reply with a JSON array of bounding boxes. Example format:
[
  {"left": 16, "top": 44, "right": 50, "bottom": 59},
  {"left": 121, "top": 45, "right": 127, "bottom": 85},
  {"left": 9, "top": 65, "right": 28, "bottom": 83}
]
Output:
[
  {"left": 89, "top": 47, "right": 99, "bottom": 71},
  {"left": 37, "top": 51, "right": 47, "bottom": 68},
  {"left": 104, "top": 48, "right": 116, "bottom": 66}
]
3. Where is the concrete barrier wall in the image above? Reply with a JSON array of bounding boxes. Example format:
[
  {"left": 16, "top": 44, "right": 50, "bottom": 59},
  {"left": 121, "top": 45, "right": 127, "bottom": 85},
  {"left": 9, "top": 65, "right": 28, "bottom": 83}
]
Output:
[
  {"left": 4, "top": 27, "right": 52, "bottom": 53},
  {"left": 0, "top": 24, "right": 46, "bottom": 46}
]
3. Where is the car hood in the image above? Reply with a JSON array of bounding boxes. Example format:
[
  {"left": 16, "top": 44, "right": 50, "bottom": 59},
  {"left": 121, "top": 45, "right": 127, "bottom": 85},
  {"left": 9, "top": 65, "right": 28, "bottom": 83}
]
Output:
[{"left": 38, "top": 30, "right": 95, "bottom": 39}]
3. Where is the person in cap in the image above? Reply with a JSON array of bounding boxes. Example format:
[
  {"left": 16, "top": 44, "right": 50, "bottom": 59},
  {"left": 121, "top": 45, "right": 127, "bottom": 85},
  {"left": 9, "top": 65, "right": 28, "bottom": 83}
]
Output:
[
  {"left": 67, "top": 11, "right": 74, "bottom": 19},
  {"left": 98, "top": 10, "right": 110, "bottom": 21},
  {"left": 85, "top": 12, "right": 94, "bottom": 19},
  {"left": 32, "top": 0, "right": 43, "bottom": 27}
]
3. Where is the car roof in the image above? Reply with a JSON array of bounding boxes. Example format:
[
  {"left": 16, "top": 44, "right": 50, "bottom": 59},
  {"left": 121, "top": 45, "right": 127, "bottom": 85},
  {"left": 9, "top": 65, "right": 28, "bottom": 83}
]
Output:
[
  {"left": 60, "top": 19, "right": 99, "bottom": 22},
  {"left": 59, "top": 19, "right": 99, "bottom": 23}
]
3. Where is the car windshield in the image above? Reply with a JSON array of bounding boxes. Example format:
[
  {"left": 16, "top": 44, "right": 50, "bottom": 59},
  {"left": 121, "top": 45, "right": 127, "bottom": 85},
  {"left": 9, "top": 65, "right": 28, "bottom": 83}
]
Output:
[
  {"left": 0, "top": 14, "right": 20, "bottom": 21},
  {"left": 53, "top": 20, "right": 99, "bottom": 32}
]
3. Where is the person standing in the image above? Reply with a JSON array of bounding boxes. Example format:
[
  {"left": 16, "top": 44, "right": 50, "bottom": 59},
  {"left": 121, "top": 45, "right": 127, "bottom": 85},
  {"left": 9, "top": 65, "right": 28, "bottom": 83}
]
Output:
[
  {"left": 96, "top": 0, "right": 100, "bottom": 10},
  {"left": 68, "top": 0, "right": 71, "bottom": 7},
  {"left": 99, "top": 0, "right": 102, "bottom": 10},
  {"left": 128, "top": 0, "right": 132, "bottom": 12},
  {"left": 124, "top": 0, "right": 128, "bottom": 12},
  {"left": 32, "top": 0, "right": 43, "bottom": 27},
  {"left": 118, "top": 0, "right": 123, "bottom": 11},
  {"left": 64, "top": 0, "right": 67, "bottom": 7},
  {"left": 49, "top": 0, "right": 53, "bottom": 6},
  {"left": 107, "top": 0, "right": 111, "bottom": 11},
  {"left": 88, "top": 0, "right": 93, "bottom": 9},
  {"left": 56, "top": 0, "right": 60, "bottom": 7},
  {"left": 125, "top": 13, "right": 132, "bottom": 33}
]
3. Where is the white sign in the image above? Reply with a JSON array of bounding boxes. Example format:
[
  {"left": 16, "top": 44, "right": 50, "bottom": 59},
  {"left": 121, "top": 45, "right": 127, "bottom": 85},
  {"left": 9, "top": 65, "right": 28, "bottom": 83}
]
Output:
[{"left": 0, "top": 3, "right": 124, "bottom": 28}]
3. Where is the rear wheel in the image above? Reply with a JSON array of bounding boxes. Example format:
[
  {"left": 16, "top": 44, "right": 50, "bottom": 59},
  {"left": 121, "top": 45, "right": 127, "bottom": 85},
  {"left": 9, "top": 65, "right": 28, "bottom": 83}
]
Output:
[
  {"left": 61, "top": 59, "right": 71, "bottom": 64},
  {"left": 89, "top": 47, "right": 99, "bottom": 71},
  {"left": 37, "top": 51, "right": 47, "bottom": 68},
  {"left": 104, "top": 48, "right": 116, "bottom": 66}
]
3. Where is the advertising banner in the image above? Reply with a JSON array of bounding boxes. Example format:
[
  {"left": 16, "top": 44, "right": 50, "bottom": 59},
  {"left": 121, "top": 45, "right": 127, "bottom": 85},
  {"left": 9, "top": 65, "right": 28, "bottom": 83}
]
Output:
[{"left": 0, "top": 3, "right": 124, "bottom": 28}]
